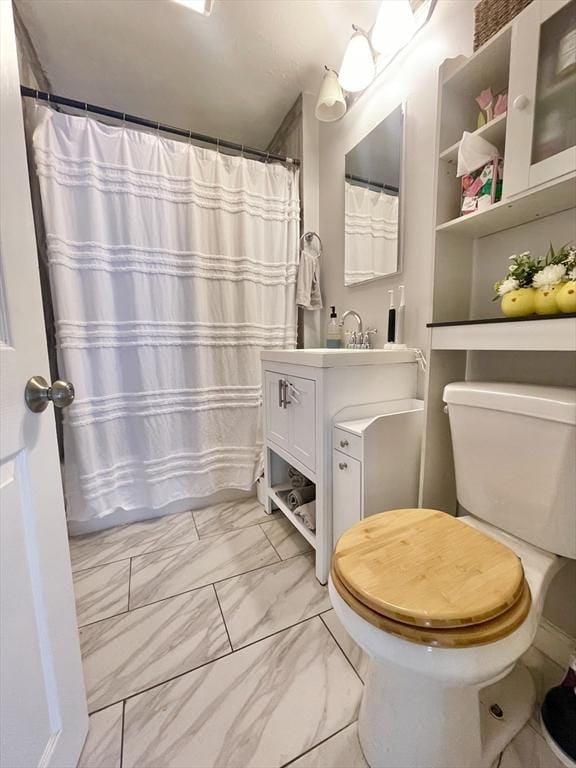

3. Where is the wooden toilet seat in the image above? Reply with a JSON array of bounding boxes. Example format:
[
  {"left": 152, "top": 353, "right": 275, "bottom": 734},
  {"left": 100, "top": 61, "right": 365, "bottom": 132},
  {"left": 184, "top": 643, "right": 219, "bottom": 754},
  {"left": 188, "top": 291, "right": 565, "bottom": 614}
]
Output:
[{"left": 332, "top": 509, "right": 532, "bottom": 648}]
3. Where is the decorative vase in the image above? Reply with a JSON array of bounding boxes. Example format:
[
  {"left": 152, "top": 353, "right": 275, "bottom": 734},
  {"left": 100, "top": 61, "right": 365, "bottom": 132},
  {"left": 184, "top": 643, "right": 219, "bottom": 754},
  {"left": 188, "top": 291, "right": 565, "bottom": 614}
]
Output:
[
  {"left": 501, "top": 288, "right": 536, "bottom": 318},
  {"left": 534, "top": 285, "right": 561, "bottom": 315},
  {"left": 556, "top": 281, "right": 576, "bottom": 314}
]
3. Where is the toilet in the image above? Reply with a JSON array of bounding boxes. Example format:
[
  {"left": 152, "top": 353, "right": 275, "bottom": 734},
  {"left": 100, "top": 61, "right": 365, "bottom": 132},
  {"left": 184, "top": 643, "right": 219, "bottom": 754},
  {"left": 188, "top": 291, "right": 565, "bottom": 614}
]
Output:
[{"left": 329, "top": 382, "right": 576, "bottom": 768}]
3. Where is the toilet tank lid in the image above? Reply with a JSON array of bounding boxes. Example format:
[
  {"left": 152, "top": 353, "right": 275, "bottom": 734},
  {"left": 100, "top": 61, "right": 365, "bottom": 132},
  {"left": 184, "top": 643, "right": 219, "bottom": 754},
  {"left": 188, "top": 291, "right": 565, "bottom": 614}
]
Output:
[{"left": 443, "top": 382, "right": 576, "bottom": 425}]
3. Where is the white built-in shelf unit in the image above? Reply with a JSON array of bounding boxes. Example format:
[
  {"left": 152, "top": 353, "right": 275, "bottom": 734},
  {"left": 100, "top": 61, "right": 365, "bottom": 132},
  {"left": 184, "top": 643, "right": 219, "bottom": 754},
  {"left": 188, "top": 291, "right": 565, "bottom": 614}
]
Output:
[{"left": 419, "top": 0, "right": 576, "bottom": 514}]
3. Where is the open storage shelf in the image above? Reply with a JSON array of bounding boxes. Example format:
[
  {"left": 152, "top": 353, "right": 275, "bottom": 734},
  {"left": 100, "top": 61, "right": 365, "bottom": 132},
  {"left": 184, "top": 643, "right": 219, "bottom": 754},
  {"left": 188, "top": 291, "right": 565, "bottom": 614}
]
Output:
[
  {"left": 436, "top": 173, "right": 576, "bottom": 237},
  {"left": 268, "top": 483, "right": 316, "bottom": 548},
  {"left": 428, "top": 314, "right": 576, "bottom": 351},
  {"left": 439, "top": 113, "right": 507, "bottom": 164},
  {"left": 439, "top": 26, "right": 511, "bottom": 151}
]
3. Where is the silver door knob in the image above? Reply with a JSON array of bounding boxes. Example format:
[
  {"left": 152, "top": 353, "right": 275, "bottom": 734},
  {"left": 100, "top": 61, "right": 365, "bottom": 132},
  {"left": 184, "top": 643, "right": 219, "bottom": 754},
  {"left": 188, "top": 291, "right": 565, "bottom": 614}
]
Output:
[
  {"left": 513, "top": 94, "right": 529, "bottom": 111},
  {"left": 25, "top": 375, "right": 75, "bottom": 413}
]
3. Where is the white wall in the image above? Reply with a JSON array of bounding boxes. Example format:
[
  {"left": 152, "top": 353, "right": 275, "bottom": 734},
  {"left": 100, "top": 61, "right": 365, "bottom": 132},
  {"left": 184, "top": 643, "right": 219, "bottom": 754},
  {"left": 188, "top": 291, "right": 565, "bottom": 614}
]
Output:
[
  {"left": 318, "top": 0, "right": 475, "bottom": 389},
  {"left": 302, "top": 91, "right": 322, "bottom": 348}
]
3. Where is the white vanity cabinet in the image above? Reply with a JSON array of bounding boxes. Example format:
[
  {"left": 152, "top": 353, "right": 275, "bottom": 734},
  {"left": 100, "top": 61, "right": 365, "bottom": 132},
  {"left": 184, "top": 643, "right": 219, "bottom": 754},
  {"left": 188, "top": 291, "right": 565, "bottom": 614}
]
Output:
[
  {"left": 261, "top": 348, "right": 419, "bottom": 584},
  {"left": 264, "top": 371, "right": 316, "bottom": 469},
  {"left": 332, "top": 400, "right": 424, "bottom": 547}
]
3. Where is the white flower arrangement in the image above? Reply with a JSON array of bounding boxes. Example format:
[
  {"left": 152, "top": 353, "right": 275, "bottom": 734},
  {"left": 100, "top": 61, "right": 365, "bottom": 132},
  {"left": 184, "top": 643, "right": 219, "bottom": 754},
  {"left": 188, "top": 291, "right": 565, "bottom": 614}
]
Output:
[
  {"left": 493, "top": 251, "right": 538, "bottom": 299},
  {"left": 494, "top": 243, "right": 576, "bottom": 315},
  {"left": 496, "top": 277, "right": 519, "bottom": 296},
  {"left": 494, "top": 244, "right": 575, "bottom": 302},
  {"left": 532, "top": 263, "right": 566, "bottom": 290}
]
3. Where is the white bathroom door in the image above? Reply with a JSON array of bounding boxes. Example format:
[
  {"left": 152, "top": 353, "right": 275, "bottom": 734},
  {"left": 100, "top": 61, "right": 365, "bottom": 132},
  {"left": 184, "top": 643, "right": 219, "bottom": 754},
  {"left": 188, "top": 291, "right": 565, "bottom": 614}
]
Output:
[{"left": 0, "top": 3, "right": 88, "bottom": 768}]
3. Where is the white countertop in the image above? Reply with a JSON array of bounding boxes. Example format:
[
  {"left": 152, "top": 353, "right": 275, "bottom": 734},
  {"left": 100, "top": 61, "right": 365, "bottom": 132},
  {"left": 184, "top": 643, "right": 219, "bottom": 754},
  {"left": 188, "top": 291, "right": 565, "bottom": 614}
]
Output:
[{"left": 260, "top": 348, "right": 417, "bottom": 368}]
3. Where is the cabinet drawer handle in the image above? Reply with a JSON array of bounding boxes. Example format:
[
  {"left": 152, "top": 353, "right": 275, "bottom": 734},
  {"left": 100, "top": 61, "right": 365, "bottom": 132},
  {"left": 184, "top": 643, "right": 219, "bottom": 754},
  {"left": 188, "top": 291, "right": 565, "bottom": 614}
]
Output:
[
  {"left": 278, "top": 378, "right": 284, "bottom": 408},
  {"left": 338, "top": 462, "right": 348, "bottom": 470},
  {"left": 339, "top": 439, "right": 349, "bottom": 448}
]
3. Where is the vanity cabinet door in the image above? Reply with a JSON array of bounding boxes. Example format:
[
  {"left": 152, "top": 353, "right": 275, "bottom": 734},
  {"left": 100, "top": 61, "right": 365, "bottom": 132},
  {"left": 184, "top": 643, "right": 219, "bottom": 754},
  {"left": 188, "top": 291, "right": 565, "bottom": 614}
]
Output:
[
  {"left": 285, "top": 375, "right": 316, "bottom": 471},
  {"left": 332, "top": 450, "right": 361, "bottom": 547},
  {"left": 264, "top": 371, "right": 290, "bottom": 448}
]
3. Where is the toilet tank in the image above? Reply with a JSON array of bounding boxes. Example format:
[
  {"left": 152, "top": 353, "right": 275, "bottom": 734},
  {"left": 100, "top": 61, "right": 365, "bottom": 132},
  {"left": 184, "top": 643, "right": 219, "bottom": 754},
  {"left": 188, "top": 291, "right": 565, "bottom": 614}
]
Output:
[{"left": 443, "top": 382, "right": 576, "bottom": 559}]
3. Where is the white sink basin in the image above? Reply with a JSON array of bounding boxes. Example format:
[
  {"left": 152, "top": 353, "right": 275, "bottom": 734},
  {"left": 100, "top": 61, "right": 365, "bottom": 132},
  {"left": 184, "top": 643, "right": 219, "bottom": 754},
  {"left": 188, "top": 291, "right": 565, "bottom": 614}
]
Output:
[{"left": 260, "top": 348, "right": 417, "bottom": 367}]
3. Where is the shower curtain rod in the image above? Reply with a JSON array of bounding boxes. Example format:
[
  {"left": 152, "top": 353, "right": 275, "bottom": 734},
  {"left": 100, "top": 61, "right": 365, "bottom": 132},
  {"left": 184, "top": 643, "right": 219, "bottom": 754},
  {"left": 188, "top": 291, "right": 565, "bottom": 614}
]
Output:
[
  {"left": 20, "top": 85, "right": 300, "bottom": 166},
  {"left": 345, "top": 173, "right": 398, "bottom": 194}
]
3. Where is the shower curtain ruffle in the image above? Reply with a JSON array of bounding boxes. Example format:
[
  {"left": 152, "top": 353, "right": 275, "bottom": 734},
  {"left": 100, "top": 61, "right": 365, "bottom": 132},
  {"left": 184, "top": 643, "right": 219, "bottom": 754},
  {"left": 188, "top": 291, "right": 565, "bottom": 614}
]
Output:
[
  {"left": 344, "top": 181, "right": 398, "bottom": 284},
  {"left": 32, "top": 106, "right": 299, "bottom": 524}
]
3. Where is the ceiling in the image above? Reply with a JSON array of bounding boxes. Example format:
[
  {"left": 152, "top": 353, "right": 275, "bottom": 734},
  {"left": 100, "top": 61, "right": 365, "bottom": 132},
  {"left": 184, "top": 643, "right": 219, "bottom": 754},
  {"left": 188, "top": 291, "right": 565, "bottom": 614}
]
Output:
[{"left": 15, "top": 0, "right": 380, "bottom": 150}]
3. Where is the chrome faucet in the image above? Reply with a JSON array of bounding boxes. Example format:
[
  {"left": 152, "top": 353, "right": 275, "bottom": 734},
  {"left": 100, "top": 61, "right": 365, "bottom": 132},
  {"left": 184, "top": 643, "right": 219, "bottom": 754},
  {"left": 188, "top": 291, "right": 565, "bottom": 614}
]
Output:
[
  {"left": 340, "top": 310, "right": 363, "bottom": 335},
  {"left": 339, "top": 311, "right": 376, "bottom": 349}
]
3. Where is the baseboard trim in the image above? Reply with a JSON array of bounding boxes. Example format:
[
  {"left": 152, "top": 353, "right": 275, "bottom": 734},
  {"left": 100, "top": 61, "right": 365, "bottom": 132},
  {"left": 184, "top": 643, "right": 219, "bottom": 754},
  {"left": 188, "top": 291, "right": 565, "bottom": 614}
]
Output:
[{"left": 534, "top": 618, "right": 575, "bottom": 670}]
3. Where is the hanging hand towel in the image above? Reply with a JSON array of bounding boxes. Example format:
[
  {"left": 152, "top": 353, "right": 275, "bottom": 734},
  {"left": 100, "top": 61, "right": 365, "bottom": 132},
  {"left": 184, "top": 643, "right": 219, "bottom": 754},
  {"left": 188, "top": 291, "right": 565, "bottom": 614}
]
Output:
[{"left": 296, "top": 248, "right": 322, "bottom": 310}]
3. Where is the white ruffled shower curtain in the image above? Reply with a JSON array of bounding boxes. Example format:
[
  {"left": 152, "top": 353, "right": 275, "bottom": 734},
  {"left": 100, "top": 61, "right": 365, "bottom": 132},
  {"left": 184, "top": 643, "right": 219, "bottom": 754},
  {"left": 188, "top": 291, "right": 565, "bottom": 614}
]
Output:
[
  {"left": 344, "top": 181, "right": 399, "bottom": 285},
  {"left": 32, "top": 106, "right": 299, "bottom": 526}
]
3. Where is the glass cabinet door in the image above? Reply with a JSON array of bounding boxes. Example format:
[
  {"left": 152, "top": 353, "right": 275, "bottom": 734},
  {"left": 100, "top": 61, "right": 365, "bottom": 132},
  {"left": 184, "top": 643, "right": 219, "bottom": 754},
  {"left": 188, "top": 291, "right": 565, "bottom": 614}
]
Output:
[
  {"left": 531, "top": 0, "right": 576, "bottom": 168},
  {"left": 505, "top": 0, "right": 576, "bottom": 196}
]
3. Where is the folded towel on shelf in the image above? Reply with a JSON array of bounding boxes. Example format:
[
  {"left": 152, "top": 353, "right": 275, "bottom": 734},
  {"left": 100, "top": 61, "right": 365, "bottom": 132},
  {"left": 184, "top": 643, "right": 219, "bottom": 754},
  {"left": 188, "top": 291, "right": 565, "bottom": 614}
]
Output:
[
  {"left": 276, "top": 489, "right": 291, "bottom": 506},
  {"left": 288, "top": 466, "right": 312, "bottom": 489},
  {"left": 294, "top": 501, "right": 316, "bottom": 532},
  {"left": 287, "top": 485, "right": 315, "bottom": 510}
]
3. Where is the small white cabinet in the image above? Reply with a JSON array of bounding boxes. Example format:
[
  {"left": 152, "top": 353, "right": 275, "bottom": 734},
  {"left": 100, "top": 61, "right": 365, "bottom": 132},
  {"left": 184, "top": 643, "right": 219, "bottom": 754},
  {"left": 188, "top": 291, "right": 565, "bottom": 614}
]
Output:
[
  {"left": 332, "top": 452, "right": 362, "bottom": 544},
  {"left": 261, "top": 348, "right": 419, "bottom": 584},
  {"left": 332, "top": 399, "right": 424, "bottom": 547}
]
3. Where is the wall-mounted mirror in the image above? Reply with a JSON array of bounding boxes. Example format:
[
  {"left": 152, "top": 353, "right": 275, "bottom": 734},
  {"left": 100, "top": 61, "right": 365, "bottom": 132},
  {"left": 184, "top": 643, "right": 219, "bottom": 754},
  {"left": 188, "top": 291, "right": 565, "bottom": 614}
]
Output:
[{"left": 344, "top": 104, "right": 404, "bottom": 286}]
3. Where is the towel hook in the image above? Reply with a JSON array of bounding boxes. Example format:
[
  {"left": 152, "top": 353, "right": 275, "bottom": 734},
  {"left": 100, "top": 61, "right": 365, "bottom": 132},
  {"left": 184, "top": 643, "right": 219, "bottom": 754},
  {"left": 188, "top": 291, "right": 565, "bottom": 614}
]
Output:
[{"left": 299, "top": 231, "right": 323, "bottom": 256}]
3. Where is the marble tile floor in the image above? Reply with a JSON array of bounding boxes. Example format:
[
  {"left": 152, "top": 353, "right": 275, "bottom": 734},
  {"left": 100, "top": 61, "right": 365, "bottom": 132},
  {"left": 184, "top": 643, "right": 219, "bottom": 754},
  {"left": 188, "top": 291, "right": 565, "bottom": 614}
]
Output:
[{"left": 72, "top": 497, "right": 566, "bottom": 768}]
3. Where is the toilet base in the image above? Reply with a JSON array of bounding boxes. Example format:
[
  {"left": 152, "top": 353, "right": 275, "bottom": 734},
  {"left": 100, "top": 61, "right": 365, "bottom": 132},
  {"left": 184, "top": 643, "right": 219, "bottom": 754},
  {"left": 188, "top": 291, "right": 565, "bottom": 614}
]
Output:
[{"left": 358, "top": 659, "right": 535, "bottom": 768}]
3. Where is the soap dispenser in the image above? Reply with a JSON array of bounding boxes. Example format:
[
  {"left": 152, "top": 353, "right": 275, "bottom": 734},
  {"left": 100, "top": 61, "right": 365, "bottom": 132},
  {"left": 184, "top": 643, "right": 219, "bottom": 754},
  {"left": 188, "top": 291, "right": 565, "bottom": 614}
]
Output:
[{"left": 326, "top": 306, "right": 341, "bottom": 348}]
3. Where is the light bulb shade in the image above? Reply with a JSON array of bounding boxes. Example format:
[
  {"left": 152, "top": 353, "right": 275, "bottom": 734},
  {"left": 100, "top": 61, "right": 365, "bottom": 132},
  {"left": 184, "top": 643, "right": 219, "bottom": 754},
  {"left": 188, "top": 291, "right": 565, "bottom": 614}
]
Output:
[
  {"left": 371, "top": 0, "right": 416, "bottom": 57},
  {"left": 338, "top": 30, "right": 376, "bottom": 93},
  {"left": 315, "top": 69, "right": 347, "bottom": 122}
]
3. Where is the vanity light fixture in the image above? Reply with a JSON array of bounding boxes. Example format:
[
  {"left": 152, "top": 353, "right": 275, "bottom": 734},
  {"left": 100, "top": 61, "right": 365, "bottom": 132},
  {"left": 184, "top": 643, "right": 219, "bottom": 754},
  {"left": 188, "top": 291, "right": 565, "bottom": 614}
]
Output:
[
  {"left": 371, "top": 0, "right": 416, "bottom": 57},
  {"left": 315, "top": 67, "right": 347, "bottom": 122},
  {"left": 338, "top": 26, "right": 376, "bottom": 93},
  {"left": 172, "top": 0, "right": 214, "bottom": 15},
  {"left": 314, "top": 1, "right": 435, "bottom": 123}
]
